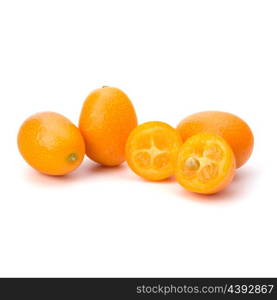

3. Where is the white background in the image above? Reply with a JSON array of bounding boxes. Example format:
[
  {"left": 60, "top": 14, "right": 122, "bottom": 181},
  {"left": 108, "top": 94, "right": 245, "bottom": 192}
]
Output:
[{"left": 0, "top": 0, "right": 276, "bottom": 277}]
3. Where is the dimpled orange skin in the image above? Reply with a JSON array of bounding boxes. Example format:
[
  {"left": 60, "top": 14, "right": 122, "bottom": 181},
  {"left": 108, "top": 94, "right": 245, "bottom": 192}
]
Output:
[
  {"left": 17, "top": 112, "right": 85, "bottom": 176},
  {"left": 79, "top": 87, "right": 137, "bottom": 166},
  {"left": 177, "top": 111, "right": 254, "bottom": 168},
  {"left": 175, "top": 133, "right": 236, "bottom": 194},
  {"left": 126, "top": 121, "right": 183, "bottom": 181}
]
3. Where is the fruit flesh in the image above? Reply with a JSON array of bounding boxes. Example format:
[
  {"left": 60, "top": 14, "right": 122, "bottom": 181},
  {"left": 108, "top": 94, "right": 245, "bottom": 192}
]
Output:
[
  {"left": 177, "top": 111, "right": 254, "bottom": 168},
  {"left": 17, "top": 112, "right": 85, "bottom": 175},
  {"left": 176, "top": 133, "right": 236, "bottom": 194},
  {"left": 79, "top": 87, "right": 137, "bottom": 166},
  {"left": 126, "top": 121, "right": 182, "bottom": 181}
]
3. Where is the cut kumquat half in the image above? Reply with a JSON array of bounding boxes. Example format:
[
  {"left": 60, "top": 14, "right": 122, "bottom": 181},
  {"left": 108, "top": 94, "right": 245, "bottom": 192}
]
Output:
[
  {"left": 126, "top": 121, "right": 183, "bottom": 181},
  {"left": 175, "top": 133, "right": 236, "bottom": 194}
]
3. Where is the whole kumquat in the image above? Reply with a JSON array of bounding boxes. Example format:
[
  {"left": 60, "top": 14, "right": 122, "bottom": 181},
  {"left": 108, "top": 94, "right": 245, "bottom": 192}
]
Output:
[{"left": 18, "top": 112, "right": 85, "bottom": 175}]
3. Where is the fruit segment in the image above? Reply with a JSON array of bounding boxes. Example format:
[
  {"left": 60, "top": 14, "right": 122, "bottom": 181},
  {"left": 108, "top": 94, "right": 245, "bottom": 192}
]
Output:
[
  {"left": 175, "top": 133, "right": 236, "bottom": 194},
  {"left": 126, "top": 121, "right": 182, "bottom": 181}
]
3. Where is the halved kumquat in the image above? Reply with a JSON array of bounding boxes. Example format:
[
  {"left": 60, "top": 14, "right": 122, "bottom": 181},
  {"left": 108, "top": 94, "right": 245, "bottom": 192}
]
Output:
[
  {"left": 175, "top": 133, "right": 236, "bottom": 194},
  {"left": 126, "top": 121, "right": 182, "bottom": 181}
]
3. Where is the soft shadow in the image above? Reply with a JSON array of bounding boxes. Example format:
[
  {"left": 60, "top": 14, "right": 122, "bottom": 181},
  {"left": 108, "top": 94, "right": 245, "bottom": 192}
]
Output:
[
  {"left": 120, "top": 170, "right": 177, "bottom": 184},
  {"left": 89, "top": 163, "right": 127, "bottom": 175},
  {"left": 174, "top": 166, "right": 260, "bottom": 203},
  {"left": 23, "top": 158, "right": 259, "bottom": 202},
  {"left": 145, "top": 176, "right": 176, "bottom": 184},
  {"left": 23, "top": 160, "right": 130, "bottom": 187}
]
